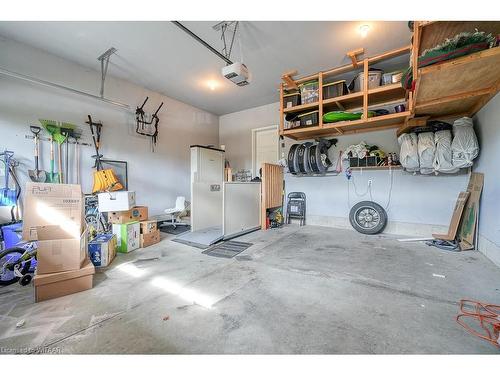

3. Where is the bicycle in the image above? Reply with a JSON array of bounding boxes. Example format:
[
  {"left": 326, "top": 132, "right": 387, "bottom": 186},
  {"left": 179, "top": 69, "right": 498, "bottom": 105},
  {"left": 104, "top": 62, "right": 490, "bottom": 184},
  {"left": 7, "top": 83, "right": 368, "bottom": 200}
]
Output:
[
  {"left": 85, "top": 194, "right": 111, "bottom": 240},
  {"left": 0, "top": 240, "right": 37, "bottom": 286}
]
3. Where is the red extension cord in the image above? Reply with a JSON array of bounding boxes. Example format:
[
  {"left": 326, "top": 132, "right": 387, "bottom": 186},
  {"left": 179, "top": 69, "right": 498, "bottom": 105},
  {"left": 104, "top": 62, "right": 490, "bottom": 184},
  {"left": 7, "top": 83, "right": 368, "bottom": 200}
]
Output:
[{"left": 456, "top": 299, "right": 500, "bottom": 348}]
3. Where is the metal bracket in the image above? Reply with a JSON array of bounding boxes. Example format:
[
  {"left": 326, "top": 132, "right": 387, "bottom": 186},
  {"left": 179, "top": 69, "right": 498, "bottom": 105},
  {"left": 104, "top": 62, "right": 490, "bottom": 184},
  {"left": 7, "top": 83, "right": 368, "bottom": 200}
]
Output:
[{"left": 97, "top": 47, "right": 117, "bottom": 98}]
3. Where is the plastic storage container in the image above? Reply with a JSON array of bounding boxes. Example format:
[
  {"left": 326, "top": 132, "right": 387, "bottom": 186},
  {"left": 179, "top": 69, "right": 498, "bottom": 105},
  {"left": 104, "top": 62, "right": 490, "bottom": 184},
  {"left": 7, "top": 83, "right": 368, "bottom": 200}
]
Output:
[
  {"left": 298, "top": 110, "right": 319, "bottom": 127},
  {"left": 323, "top": 80, "right": 348, "bottom": 100},
  {"left": 283, "top": 92, "right": 301, "bottom": 109},
  {"left": 352, "top": 70, "right": 383, "bottom": 92},
  {"left": 299, "top": 81, "right": 319, "bottom": 104}
]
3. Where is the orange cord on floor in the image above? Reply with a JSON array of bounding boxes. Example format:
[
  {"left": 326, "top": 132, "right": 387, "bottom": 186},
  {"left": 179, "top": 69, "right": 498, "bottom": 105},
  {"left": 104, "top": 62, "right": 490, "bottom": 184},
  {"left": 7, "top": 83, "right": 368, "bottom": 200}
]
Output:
[{"left": 456, "top": 299, "right": 500, "bottom": 348}]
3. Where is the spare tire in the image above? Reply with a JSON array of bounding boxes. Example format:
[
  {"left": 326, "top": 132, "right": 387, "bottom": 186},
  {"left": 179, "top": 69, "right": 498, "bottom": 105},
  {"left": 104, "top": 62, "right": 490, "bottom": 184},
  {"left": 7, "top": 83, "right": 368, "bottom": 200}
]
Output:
[
  {"left": 288, "top": 144, "right": 300, "bottom": 174},
  {"left": 349, "top": 201, "right": 387, "bottom": 235}
]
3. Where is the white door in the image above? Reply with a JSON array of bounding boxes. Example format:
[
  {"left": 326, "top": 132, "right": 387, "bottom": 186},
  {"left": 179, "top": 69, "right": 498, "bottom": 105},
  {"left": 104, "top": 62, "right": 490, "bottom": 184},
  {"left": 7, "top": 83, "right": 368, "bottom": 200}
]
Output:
[{"left": 252, "top": 126, "right": 278, "bottom": 178}]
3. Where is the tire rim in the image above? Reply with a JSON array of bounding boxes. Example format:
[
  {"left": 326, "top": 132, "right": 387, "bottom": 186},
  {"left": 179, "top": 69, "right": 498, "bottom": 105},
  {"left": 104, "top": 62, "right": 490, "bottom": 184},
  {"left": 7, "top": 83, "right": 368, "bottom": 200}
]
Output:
[
  {"left": 354, "top": 206, "right": 381, "bottom": 229},
  {"left": 0, "top": 252, "right": 22, "bottom": 282}
]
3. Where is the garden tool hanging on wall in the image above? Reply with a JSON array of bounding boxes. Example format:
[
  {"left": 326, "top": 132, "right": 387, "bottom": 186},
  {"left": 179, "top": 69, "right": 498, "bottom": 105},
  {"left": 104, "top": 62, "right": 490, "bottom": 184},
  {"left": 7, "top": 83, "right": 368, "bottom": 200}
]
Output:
[
  {"left": 135, "top": 97, "right": 164, "bottom": 152},
  {"left": 0, "top": 151, "right": 17, "bottom": 207},
  {"left": 28, "top": 126, "right": 47, "bottom": 182},
  {"left": 87, "top": 115, "right": 123, "bottom": 193},
  {"left": 39, "top": 119, "right": 60, "bottom": 183}
]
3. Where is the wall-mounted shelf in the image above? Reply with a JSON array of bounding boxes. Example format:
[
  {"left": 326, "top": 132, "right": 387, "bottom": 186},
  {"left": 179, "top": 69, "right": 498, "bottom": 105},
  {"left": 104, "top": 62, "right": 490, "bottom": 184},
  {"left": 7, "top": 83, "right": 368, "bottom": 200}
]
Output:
[
  {"left": 410, "top": 21, "right": 500, "bottom": 121},
  {"left": 279, "top": 45, "right": 411, "bottom": 140},
  {"left": 349, "top": 165, "right": 402, "bottom": 171}
]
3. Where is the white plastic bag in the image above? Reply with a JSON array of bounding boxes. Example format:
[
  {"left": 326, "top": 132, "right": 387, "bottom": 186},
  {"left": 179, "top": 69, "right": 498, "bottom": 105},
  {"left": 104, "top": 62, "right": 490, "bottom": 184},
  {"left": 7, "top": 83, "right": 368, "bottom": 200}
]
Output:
[
  {"left": 398, "top": 133, "right": 419, "bottom": 172},
  {"left": 452, "top": 117, "right": 479, "bottom": 168},
  {"left": 418, "top": 132, "right": 435, "bottom": 175},
  {"left": 433, "top": 130, "right": 458, "bottom": 173}
]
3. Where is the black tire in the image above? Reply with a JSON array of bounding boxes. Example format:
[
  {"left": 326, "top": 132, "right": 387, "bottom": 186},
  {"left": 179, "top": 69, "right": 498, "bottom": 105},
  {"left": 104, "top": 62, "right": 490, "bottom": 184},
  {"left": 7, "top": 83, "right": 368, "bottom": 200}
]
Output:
[
  {"left": 349, "top": 201, "right": 387, "bottom": 235},
  {"left": 0, "top": 247, "right": 32, "bottom": 286}
]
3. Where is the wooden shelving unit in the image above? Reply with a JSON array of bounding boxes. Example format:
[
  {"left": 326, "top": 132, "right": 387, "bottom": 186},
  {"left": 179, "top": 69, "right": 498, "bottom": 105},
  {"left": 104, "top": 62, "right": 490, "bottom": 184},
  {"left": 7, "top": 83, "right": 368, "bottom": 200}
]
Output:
[
  {"left": 280, "top": 45, "right": 411, "bottom": 140},
  {"left": 410, "top": 21, "right": 500, "bottom": 121}
]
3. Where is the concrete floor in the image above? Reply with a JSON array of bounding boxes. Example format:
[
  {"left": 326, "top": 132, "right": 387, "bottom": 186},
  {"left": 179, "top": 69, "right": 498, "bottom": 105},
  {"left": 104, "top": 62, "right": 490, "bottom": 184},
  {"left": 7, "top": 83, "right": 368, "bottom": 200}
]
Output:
[{"left": 0, "top": 225, "right": 499, "bottom": 354}]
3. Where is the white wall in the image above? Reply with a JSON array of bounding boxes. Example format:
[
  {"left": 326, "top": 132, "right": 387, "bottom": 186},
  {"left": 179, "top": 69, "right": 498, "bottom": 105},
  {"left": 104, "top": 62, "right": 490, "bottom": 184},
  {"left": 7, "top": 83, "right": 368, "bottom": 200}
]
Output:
[
  {"left": 473, "top": 93, "right": 500, "bottom": 267},
  {"left": 219, "top": 102, "right": 470, "bottom": 236},
  {"left": 0, "top": 37, "right": 219, "bottom": 219}
]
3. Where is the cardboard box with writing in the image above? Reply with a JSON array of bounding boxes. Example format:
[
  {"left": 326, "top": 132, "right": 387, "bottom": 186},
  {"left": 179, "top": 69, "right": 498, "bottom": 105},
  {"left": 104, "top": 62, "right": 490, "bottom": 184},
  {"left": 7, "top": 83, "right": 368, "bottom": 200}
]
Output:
[
  {"left": 140, "top": 229, "right": 160, "bottom": 248},
  {"left": 112, "top": 222, "right": 140, "bottom": 253},
  {"left": 98, "top": 191, "right": 136, "bottom": 212},
  {"left": 36, "top": 225, "right": 87, "bottom": 275},
  {"left": 108, "top": 206, "right": 148, "bottom": 224},
  {"left": 34, "top": 259, "right": 95, "bottom": 302},
  {"left": 88, "top": 233, "right": 117, "bottom": 268},
  {"left": 22, "top": 182, "right": 83, "bottom": 241},
  {"left": 140, "top": 220, "right": 157, "bottom": 234}
]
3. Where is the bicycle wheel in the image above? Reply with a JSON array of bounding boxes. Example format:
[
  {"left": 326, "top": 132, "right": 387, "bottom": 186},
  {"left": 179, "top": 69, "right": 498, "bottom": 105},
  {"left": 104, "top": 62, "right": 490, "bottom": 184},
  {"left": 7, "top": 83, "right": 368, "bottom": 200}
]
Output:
[{"left": 0, "top": 247, "right": 32, "bottom": 286}]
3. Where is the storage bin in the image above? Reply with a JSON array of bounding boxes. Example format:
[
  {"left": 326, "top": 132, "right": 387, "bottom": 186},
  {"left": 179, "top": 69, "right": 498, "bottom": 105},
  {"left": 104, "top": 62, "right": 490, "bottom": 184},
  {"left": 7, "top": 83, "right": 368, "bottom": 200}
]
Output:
[
  {"left": 382, "top": 71, "right": 404, "bottom": 85},
  {"left": 352, "top": 70, "right": 383, "bottom": 92},
  {"left": 382, "top": 73, "right": 393, "bottom": 85},
  {"left": 323, "top": 80, "right": 348, "bottom": 100},
  {"left": 298, "top": 110, "right": 319, "bottom": 127},
  {"left": 299, "top": 81, "right": 319, "bottom": 104},
  {"left": 283, "top": 92, "right": 301, "bottom": 109}
]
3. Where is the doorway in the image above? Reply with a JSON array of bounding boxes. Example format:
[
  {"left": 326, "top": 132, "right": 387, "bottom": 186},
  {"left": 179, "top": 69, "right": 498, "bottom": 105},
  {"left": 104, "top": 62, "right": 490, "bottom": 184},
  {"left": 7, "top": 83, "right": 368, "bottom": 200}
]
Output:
[{"left": 252, "top": 125, "right": 279, "bottom": 178}]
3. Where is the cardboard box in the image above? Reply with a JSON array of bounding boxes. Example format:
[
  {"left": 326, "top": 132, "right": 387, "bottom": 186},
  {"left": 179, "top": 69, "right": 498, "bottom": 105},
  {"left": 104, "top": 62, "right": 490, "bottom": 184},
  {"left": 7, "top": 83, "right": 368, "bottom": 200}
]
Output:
[
  {"left": 98, "top": 191, "right": 136, "bottom": 212},
  {"left": 22, "top": 182, "right": 83, "bottom": 241},
  {"left": 88, "top": 233, "right": 117, "bottom": 268},
  {"left": 140, "top": 229, "right": 160, "bottom": 248},
  {"left": 36, "top": 226, "right": 87, "bottom": 275},
  {"left": 34, "top": 259, "right": 95, "bottom": 302},
  {"left": 108, "top": 206, "right": 148, "bottom": 224},
  {"left": 113, "top": 222, "right": 140, "bottom": 253},
  {"left": 140, "top": 220, "right": 157, "bottom": 234}
]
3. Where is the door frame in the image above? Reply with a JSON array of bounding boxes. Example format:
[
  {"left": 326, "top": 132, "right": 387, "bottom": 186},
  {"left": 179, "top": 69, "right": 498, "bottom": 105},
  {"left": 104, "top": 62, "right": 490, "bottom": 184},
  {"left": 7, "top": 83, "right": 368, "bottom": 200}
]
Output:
[{"left": 251, "top": 125, "right": 279, "bottom": 178}]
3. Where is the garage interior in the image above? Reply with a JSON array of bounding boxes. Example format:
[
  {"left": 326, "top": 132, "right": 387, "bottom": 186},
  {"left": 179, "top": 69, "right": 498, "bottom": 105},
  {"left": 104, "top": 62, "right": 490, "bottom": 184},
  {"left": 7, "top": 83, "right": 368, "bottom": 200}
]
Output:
[{"left": 0, "top": 20, "right": 499, "bottom": 355}]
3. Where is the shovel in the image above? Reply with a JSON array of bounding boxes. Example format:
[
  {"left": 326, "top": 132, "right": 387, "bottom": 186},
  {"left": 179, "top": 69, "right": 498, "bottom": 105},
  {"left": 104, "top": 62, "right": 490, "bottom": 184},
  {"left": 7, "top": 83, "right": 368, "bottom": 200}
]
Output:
[{"left": 28, "top": 126, "right": 47, "bottom": 182}]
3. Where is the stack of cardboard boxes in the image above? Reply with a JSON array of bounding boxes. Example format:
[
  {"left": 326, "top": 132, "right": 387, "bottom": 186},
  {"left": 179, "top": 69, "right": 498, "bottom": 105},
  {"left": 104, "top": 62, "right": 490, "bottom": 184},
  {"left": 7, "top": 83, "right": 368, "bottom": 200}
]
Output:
[
  {"left": 98, "top": 191, "right": 160, "bottom": 253},
  {"left": 22, "top": 186, "right": 161, "bottom": 302},
  {"left": 23, "top": 182, "right": 95, "bottom": 302}
]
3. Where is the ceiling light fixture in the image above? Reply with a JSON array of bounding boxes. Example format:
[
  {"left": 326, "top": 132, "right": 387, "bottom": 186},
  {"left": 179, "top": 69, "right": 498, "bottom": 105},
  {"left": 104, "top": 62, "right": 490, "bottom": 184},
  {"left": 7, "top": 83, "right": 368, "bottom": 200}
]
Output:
[
  {"left": 359, "top": 24, "right": 370, "bottom": 38},
  {"left": 207, "top": 80, "right": 219, "bottom": 91}
]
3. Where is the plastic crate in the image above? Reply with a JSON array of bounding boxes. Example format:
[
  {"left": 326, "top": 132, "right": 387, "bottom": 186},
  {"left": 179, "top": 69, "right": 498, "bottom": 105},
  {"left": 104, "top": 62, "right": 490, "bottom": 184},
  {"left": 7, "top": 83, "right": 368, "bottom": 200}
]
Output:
[
  {"left": 323, "top": 80, "right": 348, "bottom": 99},
  {"left": 283, "top": 92, "right": 301, "bottom": 109},
  {"left": 298, "top": 110, "right": 319, "bottom": 127},
  {"left": 299, "top": 81, "right": 319, "bottom": 104}
]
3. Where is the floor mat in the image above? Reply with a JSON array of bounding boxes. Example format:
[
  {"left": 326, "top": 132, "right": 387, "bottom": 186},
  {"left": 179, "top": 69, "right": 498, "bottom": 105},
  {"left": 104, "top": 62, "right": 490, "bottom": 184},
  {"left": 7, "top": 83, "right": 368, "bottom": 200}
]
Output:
[
  {"left": 202, "top": 241, "right": 253, "bottom": 258},
  {"left": 160, "top": 225, "right": 191, "bottom": 235}
]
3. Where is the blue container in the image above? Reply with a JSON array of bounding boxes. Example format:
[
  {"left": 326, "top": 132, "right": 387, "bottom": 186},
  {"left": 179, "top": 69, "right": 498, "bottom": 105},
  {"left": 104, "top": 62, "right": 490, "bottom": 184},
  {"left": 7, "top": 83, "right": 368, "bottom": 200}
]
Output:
[{"left": 2, "top": 222, "right": 23, "bottom": 249}]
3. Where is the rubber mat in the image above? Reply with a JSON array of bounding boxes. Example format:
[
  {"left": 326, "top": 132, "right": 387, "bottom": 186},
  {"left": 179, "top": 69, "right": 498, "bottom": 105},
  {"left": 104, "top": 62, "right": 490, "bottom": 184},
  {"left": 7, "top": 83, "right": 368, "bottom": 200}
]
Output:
[
  {"left": 159, "top": 225, "right": 190, "bottom": 235},
  {"left": 202, "top": 241, "right": 253, "bottom": 258}
]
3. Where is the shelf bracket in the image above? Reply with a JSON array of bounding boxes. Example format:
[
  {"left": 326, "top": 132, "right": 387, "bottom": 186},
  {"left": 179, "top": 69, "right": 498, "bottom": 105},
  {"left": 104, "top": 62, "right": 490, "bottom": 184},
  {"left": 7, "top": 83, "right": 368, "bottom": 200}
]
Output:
[
  {"left": 281, "top": 70, "right": 298, "bottom": 90},
  {"left": 347, "top": 48, "right": 364, "bottom": 68},
  {"left": 98, "top": 47, "right": 117, "bottom": 98}
]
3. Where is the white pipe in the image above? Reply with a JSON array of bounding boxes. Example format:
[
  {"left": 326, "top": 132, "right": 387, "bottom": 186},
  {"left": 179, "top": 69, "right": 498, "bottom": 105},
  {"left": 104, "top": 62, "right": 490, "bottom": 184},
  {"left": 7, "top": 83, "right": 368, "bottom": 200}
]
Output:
[{"left": 0, "top": 67, "right": 131, "bottom": 110}]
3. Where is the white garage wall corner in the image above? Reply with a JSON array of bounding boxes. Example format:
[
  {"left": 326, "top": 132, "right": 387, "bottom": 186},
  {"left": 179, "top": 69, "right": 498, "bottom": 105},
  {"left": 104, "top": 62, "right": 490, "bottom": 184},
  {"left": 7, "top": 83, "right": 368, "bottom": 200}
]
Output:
[
  {"left": 0, "top": 37, "right": 219, "bottom": 218},
  {"left": 473, "top": 93, "right": 500, "bottom": 267},
  {"left": 219, "top": 101, "right": 470, "bottom": 236}
]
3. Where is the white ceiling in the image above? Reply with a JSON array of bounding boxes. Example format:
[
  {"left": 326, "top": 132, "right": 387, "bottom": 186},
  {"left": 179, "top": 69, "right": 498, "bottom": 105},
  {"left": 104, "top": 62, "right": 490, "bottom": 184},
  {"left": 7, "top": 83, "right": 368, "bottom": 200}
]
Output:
[{"left": 0, "top": 21, "right": 412, "bottom": 115}]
